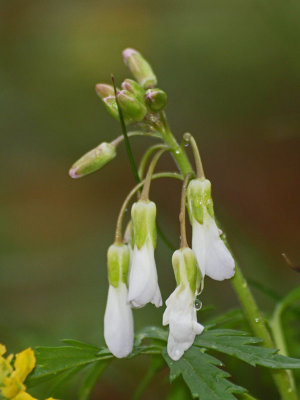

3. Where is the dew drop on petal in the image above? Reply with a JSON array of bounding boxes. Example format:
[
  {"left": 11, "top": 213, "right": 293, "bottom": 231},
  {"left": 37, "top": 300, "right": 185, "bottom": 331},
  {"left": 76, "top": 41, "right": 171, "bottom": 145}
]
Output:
[{"left": 195, "top": 298, "right": 202, "bottom": 311}]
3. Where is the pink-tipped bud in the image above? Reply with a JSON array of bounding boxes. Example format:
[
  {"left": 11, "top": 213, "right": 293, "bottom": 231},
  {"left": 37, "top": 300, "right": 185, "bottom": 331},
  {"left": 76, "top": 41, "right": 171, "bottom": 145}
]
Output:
[{"left": 122, "top": 48, "right": 157, "bottom": 89}]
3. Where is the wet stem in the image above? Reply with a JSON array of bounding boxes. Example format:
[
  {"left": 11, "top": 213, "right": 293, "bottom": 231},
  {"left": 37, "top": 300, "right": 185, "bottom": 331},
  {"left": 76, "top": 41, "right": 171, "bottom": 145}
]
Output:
[{"left": 156, "top": 112, "right": 297, "bottom": 400}]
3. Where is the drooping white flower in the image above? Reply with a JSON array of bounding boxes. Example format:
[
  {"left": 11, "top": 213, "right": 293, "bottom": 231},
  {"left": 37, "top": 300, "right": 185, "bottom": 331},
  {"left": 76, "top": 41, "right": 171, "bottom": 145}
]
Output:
[
  {"left": 187, "top": 178, "right": 235, "bottom": 281},
  {"left": 127, "top": 200, "right": 162, "bottom": 308},
  {"left": 104, "top": 282, "right": 134, "bottom": 358},
  {"left": 104, "top": 243, "right": 134, "bottom": 358},
  {"left": 163, "top": 248, "right": 204, "bottom": 361}
]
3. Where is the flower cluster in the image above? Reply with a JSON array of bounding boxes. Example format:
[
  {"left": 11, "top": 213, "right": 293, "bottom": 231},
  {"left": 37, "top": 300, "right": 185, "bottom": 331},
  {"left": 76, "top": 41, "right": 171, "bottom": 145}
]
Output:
[
  {"left": 104, "top": 178, "right": 235, "bottom": 361},
  {"left": 0, "top": 344, "right": 56, "bottom": 400},
  {"left": 68, "top": 48, "right": 235, "bottom": 361}
]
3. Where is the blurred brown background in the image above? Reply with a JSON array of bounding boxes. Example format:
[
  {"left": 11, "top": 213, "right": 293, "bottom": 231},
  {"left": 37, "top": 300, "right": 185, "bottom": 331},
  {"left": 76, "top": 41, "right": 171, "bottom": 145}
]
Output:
[{"left": 1, "top": 0, "right": 300, "bottom": 398}]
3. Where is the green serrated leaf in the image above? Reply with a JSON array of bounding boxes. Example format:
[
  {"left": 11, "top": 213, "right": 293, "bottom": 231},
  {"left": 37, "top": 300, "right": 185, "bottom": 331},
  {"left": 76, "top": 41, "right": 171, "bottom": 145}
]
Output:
[
  {"left": 163, "top": 347, "right": 246, "bottom": 400},
  {"left": 27, "top": 345, "right": 113, "bottom": 386},
  {"left": 194, "top": 329, "right": 300, "bottom": 369}
]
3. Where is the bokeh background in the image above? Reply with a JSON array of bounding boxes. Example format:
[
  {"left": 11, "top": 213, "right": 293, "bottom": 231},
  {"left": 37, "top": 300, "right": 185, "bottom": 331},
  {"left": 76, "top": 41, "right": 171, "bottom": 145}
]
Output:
[{"left": 1, "top": 0, "right": 300, "bottom": 398}]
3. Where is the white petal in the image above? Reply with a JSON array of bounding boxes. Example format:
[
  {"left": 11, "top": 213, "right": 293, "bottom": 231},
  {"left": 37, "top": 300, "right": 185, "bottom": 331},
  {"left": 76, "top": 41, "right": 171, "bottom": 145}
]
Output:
[
  {"left": 128, "top": 243, "right": 162, "bottom": 308},
  {"left": 104, "top": 283, "right": 134, "bottom": 358},
  {"left": 192, "top": 221, "right": 206, "bottom": 278},
  {"left": 163, "top": 285, "right": 203, "bottom": 361},
  {"left": 204, "top": 217, "right": 235, "bottom": 281}
]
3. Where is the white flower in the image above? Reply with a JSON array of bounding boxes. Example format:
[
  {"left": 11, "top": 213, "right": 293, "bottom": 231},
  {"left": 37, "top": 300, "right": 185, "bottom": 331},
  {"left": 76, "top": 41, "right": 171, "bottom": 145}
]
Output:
[
  {"left": 192, "top": 214, "right": 235, "bottom": 281},
  {"left": 163, "top": 285, "right": 204, "bottom": 360},
  {"left": 128, "top": 242, "right": 162, "bottom": 308},
  {"left": 163, "top": 248, "right": 204, "bottom": 361},
  {"left": 187, "top": 178, "right": 235, "bottom": 281},
  {"left": 104, "top": 282, "right": 134, "bottom": 358},
  {"left": 127, "top": 200, "right": 162, "bottom": 308}
]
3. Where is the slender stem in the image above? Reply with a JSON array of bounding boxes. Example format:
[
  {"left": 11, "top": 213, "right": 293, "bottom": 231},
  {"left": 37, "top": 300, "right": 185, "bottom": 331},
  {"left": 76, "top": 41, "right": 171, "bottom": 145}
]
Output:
[
  {"left": 110, "top": 130, "right": 161, "bottom": 147},
  {"left": 140, "top": 148, "right": 168, "bottom": 200},
  {"left": 114, "top": 172, "right": 183, "bottom": 243},
  {"left": 158, "top": 111, "right": 194, "bottom": 176},
  {"left": 179, "top": 174, "right": 192, "bottom": 248},
  {"left": 112, "top": 75, "right": 140, "bottom": 183},
  {"left": 138, "top": 144, "right": 168, "bottom": 179},
  {"left": 157, "top": 112, "right": 297, "bottom": 400},
  {"left": 231, "top": 265, "right": 297, "bottom": 400},
  {"left": 183, "top": 133, "right": 205, "bottom": 179}
]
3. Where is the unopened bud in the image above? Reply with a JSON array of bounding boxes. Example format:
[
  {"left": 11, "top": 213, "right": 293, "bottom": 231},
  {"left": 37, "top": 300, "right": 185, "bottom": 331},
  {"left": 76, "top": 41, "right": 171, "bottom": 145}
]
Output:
[
  {"left": 95, "top": 83, "right": 115, "bottom": 99},
  {"left": 107, "top": 243, "right": 130, "bottom": 287},
  {"left": 117, "top": 90, "right": 147, "bottom": 122},
  {"left": 121, "top": 79, "right": 145, "bottom": 102},
  {"left": 131, "top": 200, "right": 157, "bottom": 249},
  {"left": 102, "top": 96, "right": 119, "bottom": 120},
  {"left": 145, "top": 88, "right": 167, "bottom": 112},
  {"left": 122, "top": 48, "right": 157, "bottom": 89},
  {"left": 172, "top": 247, "right": 199, "bottom": 292},
  {"left": 69, "top": 142, "right": 116, "bottom": 179},
  {"left": 187, "top": 178, "right": 214, "bottom": 224}
]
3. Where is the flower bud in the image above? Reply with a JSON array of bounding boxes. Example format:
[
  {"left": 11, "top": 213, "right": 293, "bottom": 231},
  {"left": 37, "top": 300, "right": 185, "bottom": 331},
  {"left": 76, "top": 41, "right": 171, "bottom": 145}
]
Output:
[
  {"left": 95, "top": 83, "right": 115, "bottom": 99},
  {"left": 121, "top": 79, "right": 145, "bottom": 102},
  {"left": 145, "top": 88, "right": 167, "bottom": 112},
  {"left": 131, "top": 200, "right": 156, "bottom": 249},
  {"left": 117, "top": 90, "right": 147, "bottom": 122},
  {"left": 122, "top": 48, "right": 157, "bottom": 89},
  {"left": 102, "top": 96, "right": 120, "bottom": 120},
  {"left": 107, "top": 243, "right": 130, "bottom": 287},
  {"left": 69, "top": 142, "right": 116, "bottom": 179}
]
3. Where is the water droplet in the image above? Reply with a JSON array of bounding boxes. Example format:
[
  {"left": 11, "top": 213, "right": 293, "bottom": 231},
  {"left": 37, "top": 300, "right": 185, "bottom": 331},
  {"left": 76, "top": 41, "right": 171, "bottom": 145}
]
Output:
[
  {"left": 175, "top": 150, "right": 180, "bottom": 155},
  {"left": 184, "top": 142, "right": 189, "bottom": 147},
  {"left": 195, "top": 298, "right": 202, "bottom": 311},
  {"left": 255, "top": 318, "right": 260, "bottom": 323}
]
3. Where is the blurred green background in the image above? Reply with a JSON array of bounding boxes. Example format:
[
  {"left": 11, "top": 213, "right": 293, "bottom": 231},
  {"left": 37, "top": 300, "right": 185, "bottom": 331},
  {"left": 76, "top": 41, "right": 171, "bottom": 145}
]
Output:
[{"left": 1, "top": 0, "right": 300, "bottom": 398}]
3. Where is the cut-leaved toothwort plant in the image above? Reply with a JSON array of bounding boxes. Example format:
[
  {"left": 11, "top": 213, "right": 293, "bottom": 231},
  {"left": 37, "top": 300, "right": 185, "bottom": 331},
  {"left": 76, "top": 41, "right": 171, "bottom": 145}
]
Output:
[{"left": 3, "top": 48, "right": 300, "bottom": 400}]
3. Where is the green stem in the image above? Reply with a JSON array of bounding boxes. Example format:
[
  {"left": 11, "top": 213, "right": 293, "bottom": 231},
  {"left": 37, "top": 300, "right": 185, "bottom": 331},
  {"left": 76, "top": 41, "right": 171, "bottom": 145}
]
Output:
[
  {"left": 158, "top": 112, "right": 194, "bottom": 176},
  {"left": 112, "top": 75, "right": 140, "bottom": 183},
  {"left": 179, "top": 174, "right": 192, "bottom": 248},
  {"left": 138, "top": 144, "right": 168, "bottom": 179},
  {"left": 114, "top": 172, "right": 183, "bottom": 243},
  {"left": 111, "top": 130, "right": 162, "bottom": 147},
  {"left": 231, "top": 265, "right": 297, "bottom": 400},
  {"left": 141, "top": 148, "right": 168, "bottom": 200},
  {"left": 183, "top": 133, "right": 205, "bottom": 179},
  {"left": 157, "top": 113, "right": 297, "bottom": 400}
]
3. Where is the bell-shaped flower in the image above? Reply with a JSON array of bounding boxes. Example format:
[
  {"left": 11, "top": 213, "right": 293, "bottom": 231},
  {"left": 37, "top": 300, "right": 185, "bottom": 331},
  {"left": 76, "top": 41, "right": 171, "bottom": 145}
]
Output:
[
  {"left": 187, "top": 178, "right": 235, "bottom": 281},
  {"left": 127, "top": 200, "right": 162, "bottom": 308},
  {"left": 163, "top": 247, "right": 204, "bottom": 361},
  {"left": 104, "top": 243, "right": 134, "bottom": 358}
]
